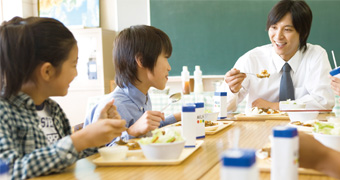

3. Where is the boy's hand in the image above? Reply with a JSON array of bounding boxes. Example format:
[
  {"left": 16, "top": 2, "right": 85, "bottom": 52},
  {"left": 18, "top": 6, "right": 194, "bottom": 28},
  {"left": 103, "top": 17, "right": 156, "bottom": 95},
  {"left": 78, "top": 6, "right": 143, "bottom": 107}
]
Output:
[
  {"left": 224, "top": 68, "right": 246, "bottom": 93},
  {"left": 71, "top": 119, "right": 126, "bottom": 151},
  {"left": 99, "top": 99, "right": 121, "bottom": 119},
  {"left": 127, "top": 111, "right": 165, "bottom": 137}
]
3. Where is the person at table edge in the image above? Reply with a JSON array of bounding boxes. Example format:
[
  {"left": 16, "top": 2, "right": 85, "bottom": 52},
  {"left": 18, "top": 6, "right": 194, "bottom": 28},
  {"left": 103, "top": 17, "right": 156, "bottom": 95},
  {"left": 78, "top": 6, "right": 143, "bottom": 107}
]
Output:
[{"left": 223, "top": 0, "right": 334, "bottom": 111}]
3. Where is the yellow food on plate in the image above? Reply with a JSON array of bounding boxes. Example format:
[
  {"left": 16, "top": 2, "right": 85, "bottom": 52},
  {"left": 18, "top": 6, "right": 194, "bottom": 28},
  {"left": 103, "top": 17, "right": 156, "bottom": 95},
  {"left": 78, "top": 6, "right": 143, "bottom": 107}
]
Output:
[{"left": 246, "top": 107, "right": 281, "bottom": 115}]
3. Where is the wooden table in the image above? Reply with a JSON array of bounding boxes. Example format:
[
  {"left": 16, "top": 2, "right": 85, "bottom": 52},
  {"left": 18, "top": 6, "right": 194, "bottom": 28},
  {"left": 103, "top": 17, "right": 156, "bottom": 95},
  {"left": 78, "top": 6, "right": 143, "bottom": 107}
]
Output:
[{"left": 31, "top": 119, "right": 336, "bottom": 180}]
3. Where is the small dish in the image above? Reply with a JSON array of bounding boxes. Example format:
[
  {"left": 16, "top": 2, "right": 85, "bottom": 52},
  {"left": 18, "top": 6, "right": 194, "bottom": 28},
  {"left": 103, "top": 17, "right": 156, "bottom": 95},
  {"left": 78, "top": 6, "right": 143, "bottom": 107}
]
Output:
[
  {"left": 98, "top": 146, "right": 128, "bottom": 161},
  {"left": 127, "top": 149, "right": 143, "bottom": 157},
  {"left": 139, "top": 140, "right": 186, "bottom": 160}
]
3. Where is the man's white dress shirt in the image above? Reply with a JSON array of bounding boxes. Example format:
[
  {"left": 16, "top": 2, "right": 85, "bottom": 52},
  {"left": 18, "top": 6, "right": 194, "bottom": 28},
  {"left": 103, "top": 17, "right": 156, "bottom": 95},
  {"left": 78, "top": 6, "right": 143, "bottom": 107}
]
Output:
[{"left": 224, "top": 43, "right": 335, "bottom": 112}]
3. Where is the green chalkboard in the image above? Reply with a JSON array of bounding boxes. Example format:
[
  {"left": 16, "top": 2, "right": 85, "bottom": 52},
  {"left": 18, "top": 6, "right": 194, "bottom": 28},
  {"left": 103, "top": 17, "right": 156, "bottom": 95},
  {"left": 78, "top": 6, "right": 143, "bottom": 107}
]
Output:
[{"left": 150, "top": 0, "right": 340, "bottom": 76}]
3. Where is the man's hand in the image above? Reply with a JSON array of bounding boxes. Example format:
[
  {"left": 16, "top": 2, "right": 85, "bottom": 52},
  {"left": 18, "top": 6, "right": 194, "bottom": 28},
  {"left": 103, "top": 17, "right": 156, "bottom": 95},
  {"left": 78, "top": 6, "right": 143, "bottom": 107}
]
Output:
[
  {"left": 224, "top": 68, "right": 246, "bottom": 93},
  {"left": 252, "top": 98, "right": 279, "bottom": 110}
]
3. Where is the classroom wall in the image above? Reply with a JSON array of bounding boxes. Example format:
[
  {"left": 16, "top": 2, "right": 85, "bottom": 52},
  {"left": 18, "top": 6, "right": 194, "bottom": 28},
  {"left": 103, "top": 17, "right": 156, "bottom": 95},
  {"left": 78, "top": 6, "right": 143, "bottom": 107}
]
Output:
[{"left": 150, "top": 0, "right": 340, "bottom": 76}]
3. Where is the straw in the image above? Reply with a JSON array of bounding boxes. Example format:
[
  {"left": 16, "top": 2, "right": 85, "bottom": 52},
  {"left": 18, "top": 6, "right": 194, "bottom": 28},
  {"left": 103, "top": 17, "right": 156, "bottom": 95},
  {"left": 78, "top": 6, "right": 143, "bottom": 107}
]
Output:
[{"left": 332, "top": 50, "right": 338, "bottom": 68}]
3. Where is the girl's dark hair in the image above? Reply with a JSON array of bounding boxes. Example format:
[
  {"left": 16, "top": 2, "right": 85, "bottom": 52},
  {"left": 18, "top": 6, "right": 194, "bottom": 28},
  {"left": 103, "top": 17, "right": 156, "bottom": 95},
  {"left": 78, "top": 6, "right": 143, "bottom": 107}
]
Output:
[
  {"left": 0, "top": 16, "right": 76, "bottom": 98},
  {"left": 266, "top": 0, "right": 312, "bottom": 52},
  {"left": 113, "top": 25, "right": 172, "bottom": 88}
]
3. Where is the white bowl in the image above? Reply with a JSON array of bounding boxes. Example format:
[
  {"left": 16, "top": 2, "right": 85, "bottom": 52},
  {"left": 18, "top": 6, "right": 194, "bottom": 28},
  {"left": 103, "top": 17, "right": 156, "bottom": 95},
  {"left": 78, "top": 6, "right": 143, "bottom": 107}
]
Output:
[
  {"left": 313, "top": 132, "right": 340, "bottom": 152},
  {"left": 98, "top": 146, "right": 128, "bottom": 161},
  {"left": 205, "top": 112, "right": 219, "bottom": 121},
  {"left": 279, "top": 101, "right": 306, "bottom": 110},
  {"left": 139, "top": 140, "right": 185, "bottom": 160},
  {"left": 287, "top": 111, "right": 319, "bottom": 122}
]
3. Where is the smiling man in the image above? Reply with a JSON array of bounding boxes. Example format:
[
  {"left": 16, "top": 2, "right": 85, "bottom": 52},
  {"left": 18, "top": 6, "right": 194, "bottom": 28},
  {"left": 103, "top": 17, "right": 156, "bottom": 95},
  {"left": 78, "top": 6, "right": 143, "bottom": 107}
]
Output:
[{"left": 223, "top": 0, "right": 334, "bottom": 111}]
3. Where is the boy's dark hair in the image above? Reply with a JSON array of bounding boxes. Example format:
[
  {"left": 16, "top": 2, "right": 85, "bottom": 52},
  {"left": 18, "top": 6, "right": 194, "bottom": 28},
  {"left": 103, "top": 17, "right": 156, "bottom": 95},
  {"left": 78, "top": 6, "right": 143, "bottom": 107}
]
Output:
[
  {"left": 0, "top": 17, "right": 76, "bottom": 98},
  {"left": 266, "top": 0, "right": 312, "bottom": 52},
  {"left": 113, "top": 25, "right": 172, "bottom": 88}
]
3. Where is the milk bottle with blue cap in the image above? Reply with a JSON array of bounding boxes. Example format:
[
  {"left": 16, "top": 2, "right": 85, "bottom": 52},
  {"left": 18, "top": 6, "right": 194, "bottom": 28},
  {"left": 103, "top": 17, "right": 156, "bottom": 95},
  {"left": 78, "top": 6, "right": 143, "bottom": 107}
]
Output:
[
  {"left": 181, "top": 103, "right": 196, "bottom": 147},
  {"left": 271, "top": 126, "right": 298, "bottom": 180},
  {"left": 195, "top": 102, "right": 205, "bottom": 139},
  {"left": 0, "top": 159, "right": 9, "bottom": 180},
  {"left": 330, "top": 50, "right": 340, "bottom": 78},
  {"left": 214, "top": 92, "right": 227, "bottom": 120},
  {"left": 220, "top": 149, "right": 258, "bottom": 180},
  {"left": 330, "top": 67, "right": 340, "bottom": 78}
]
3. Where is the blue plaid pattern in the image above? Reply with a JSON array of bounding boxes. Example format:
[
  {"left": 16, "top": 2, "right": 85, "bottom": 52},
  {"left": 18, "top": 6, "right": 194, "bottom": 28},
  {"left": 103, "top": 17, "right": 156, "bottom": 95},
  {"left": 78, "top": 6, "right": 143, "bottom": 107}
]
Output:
[{"left": 0, "top": 92, "right": 96, "bottom": 179}]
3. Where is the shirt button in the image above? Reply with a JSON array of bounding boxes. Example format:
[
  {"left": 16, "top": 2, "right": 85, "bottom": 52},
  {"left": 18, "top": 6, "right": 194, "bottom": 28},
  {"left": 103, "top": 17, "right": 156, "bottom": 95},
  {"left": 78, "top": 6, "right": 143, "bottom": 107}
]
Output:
[{"left": 67, "top": 153, "right": 72, "bottom": 159}]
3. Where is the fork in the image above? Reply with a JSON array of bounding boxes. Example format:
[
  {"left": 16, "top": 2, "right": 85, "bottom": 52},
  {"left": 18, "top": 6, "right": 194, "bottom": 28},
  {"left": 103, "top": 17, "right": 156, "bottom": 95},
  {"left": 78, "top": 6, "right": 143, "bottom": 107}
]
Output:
[{"left": 240, "top": 72, "right": 257, "bottom": 76}]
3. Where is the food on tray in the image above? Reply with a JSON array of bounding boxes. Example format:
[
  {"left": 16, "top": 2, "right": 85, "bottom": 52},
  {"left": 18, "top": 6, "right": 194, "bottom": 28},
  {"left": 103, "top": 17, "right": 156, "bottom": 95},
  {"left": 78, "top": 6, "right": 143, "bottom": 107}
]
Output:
[
  {"left": 116, "top": 139, "right": 141, "bottom": 150},
  {"left": 246, "top": 107, "right": 281, "bottom": 115},
  {"left": 138, "top": 128, "right": 184, "bottom": 145},
  {"left": 126, "top": 140, "right": 141, "bottom": 150},
  {"left": 256, "top": 144, "right": 272, "bottom": 159},
  {"left": 313, "top": 121, "right": 340, "bottom": 135},
  {"left": 279, "top": 99, "right": 306, "bottom": 110},
  {"left": 260, "top": 147, "right": 271, "bottom": 158},
  {"left": 174, "top": 121, "right": 219, "bottom": 127},
  {"left": 205, "top": 121, "right": 218, "bottom": 127},
  {"left": 116, "top": 138, "right": 128, "bottom": 145},
  {"left": 291, "top": 120, "right": 318, "bottom": 127},
  {"left": 256, "top": 69, "right": 270, "bottom": 78}
]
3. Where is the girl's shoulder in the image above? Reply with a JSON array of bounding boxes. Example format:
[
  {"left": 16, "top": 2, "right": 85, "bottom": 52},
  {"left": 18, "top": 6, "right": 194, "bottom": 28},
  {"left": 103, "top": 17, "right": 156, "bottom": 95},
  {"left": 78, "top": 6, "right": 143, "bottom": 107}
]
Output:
[{"left": 0, "top": 97, "right": 13, "bottom": 110}]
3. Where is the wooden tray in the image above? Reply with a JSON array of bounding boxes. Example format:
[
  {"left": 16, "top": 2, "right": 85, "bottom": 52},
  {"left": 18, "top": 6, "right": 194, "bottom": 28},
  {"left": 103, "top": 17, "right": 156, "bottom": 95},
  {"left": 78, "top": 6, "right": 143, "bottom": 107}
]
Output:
[
  {"left": 93, "top": 140, "right": 204, "bottom": 166},
  {"left": 206, "top": 121, "right": 234, "bottom": 135},
  {"left": 167, "top": 121, "right": 234, "bottom": 135},
  {"left": 257, "top": 157, "right": 323, "bottom": 175},
  {"left": 235, "top": 113, "right": 290, "bottom": 121}
]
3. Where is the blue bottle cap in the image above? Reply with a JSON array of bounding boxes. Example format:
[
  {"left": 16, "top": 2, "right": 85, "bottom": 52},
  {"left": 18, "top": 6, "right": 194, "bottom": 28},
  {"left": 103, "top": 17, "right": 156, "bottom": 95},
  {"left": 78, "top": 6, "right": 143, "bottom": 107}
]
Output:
[
  {"left": 330, "top": 67, "right": 340, "bottom": 76},
  {"left": 0, "top": 159, "right": 9, "bottom": 174},
  {"left": 214, "top": 92, "right": 227, "bottom": 96},
  {"left": 222, "top": 149, "right": 256, "bottom": 167},
  {"left": 273, "top": 126, "right": 298, "bottom": 138},
  {"left": 182, "top": 104, "right": 196, "bottom": 112},
  {"left": 194, "top": 102, "right": 204, "bottom": 108}
]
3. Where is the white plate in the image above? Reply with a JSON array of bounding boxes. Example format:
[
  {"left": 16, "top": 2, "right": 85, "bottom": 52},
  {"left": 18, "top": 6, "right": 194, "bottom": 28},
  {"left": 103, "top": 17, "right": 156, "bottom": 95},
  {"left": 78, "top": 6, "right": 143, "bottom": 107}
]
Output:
[
  {"left": 287, "top": 120, "right": 318, "bottom": 133},
  {"left": 127, "top": 149, "right": 143, "bottom": 157},
  {"left": 256, "top": 149, "right": 270, "bottom": 160},
  {"left": 170, "top": 121, "right": 224, "bottom": 132},
  {"left": 205, "top": 122, "right": 222, "bottom": 131}
]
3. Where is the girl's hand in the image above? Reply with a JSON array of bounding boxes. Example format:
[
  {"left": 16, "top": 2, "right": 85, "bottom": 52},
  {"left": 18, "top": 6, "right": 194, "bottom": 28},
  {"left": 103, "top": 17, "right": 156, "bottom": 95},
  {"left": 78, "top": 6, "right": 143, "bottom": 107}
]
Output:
[
  {"left": 127, "top": 111, "right": 165, "bottom": 137},
  {"left": 71, "top": 119, "right": 126, "bottom": 151},
  {"left": 224, "top": 68, "right": 247, "bottom": 93}
]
